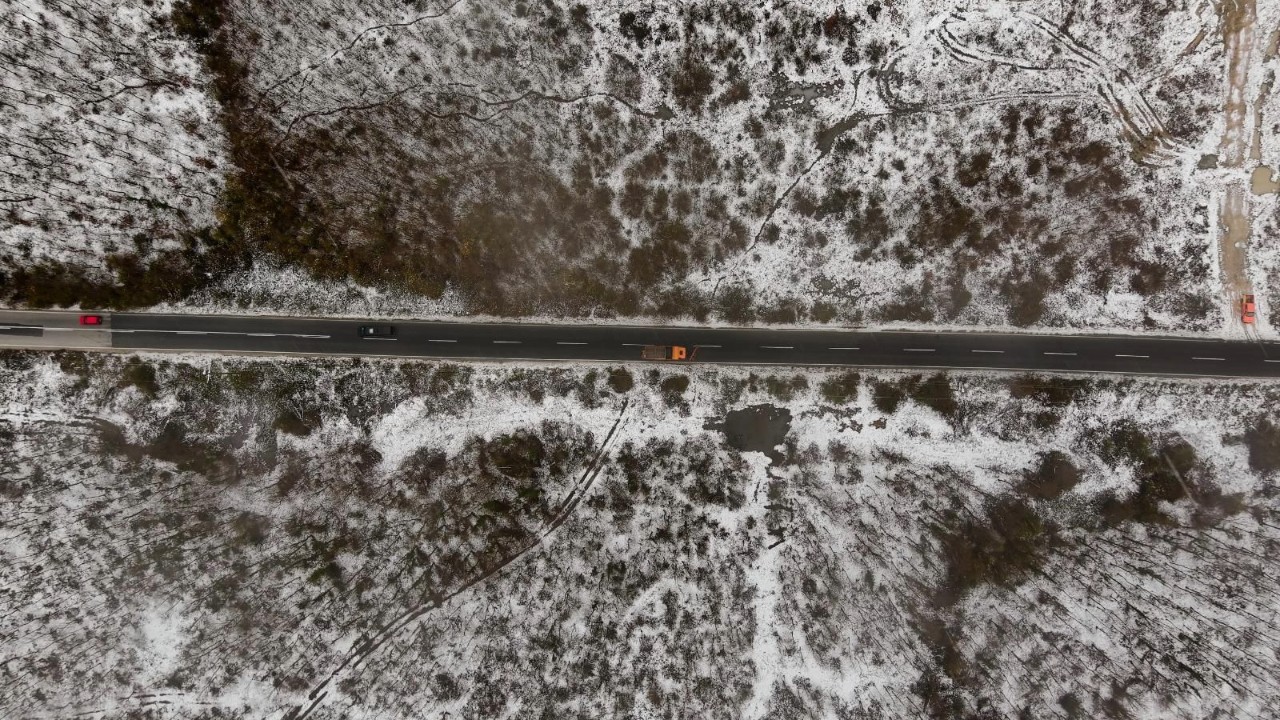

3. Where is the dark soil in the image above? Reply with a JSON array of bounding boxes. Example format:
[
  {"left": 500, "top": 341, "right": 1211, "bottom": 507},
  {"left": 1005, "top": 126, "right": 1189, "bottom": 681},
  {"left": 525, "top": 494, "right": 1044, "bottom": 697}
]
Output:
[{"left": 705, "top": 403, "right": 792, "bottom": 463}]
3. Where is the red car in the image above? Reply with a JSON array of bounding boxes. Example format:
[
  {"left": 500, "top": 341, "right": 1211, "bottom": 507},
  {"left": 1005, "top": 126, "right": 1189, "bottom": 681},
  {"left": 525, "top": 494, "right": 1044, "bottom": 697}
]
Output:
[
  {"left": 79, "top": 314, "right": 103, "bottom": 326},
  {"left": 1242, "top": 295, "right": 1256, "bottom": 325}
]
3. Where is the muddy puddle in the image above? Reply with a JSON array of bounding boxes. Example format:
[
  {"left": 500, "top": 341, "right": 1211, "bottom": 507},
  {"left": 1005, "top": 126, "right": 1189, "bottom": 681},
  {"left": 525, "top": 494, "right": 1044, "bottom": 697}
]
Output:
[
  {"left": 705, "top": 404, "right": 793, "bottom": 464},
  {"left": 1251, "top": 166, "right": 1279, "bottom": 195},
  {"left": 767, "top": 76, "right": 842, "bottom": 114}
]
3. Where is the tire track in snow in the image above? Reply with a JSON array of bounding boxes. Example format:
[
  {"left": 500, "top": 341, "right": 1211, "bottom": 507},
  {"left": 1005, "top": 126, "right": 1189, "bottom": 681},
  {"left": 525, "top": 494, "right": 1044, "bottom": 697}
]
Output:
[
  {"left": 283, "top": 399, "right": 631, "bottom": 720},
  {"left": 935, "top": 10, "right": 1190, "bottom": 166}
]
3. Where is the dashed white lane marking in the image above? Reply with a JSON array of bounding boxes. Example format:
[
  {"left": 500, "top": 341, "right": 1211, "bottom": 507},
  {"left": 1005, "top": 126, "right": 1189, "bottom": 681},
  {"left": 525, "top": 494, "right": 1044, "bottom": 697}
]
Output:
[
  {"left": 1192, "top": 356, "right": 1225, "bottom": 361},
  {"left": 428, "top": 339, "right": 457, "bottom": 343},
  {"left": 697, "top": 344, "right": 722, "bottom": 348},
  {"left": 493, "top": 340, "right": 521, "bottom": 344},
  {"left": 971, "top": 349, "right": 1004, "bottom": 354},
  {"left": 1115, "top": 354, "right": 1149, "bottom": 358},
  {"left": 903, "top": 348, "right": 935, "bottom": 352},
  {"left": 828, "top": 347, "right": 860, "bottom": 350},
  {"left": 557, "top": 341, "right": 587, "bottom": 345},
  {"left": 1043, "top": 352, "right": 1077, "bottom": 356},
  {"left": 621, "top": 343, "right": 647, "bottom": 347},
  {"left": 297, "top": 335, "right": 331, "bottom": 339},
  {"left": 362, "top": 337, "right": 398, "bottom": 342},
  {"left": 761, "top": 345, "right": 794, "bottom": 349},
  {"left": 247, "top": 333, "right": 276, "bottom": 337},
  {"left": 1266, "top": 359, "right": 1280, "bottom": 363}
]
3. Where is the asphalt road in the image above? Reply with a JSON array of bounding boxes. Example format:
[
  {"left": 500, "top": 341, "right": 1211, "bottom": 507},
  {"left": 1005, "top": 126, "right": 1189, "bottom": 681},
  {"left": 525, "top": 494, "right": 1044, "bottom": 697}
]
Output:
[
  {"left": 2, "top": 308, "right": 1280, "bottom": 376},
  {"left": 1, "top": 311, "right": 1279, "bottom": 378}
]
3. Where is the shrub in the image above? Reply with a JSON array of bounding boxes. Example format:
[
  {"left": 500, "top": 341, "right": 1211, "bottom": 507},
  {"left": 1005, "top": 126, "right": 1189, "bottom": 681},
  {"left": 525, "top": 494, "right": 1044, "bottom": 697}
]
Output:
[
  {"left": 871, "top": 380, "right": 905, "bottom": 414},
  {"left": 717, "top": 284, "right": 756, "bottom": 324},
  {"left": 910, "top": 374, "right": 958, "bottom": 420},
  {"left": 764, "top": 375, "right": 808, "bottom": 402},
  {"left": 1003, "top": 271, "right": 1049, "bottom": 326},
  {"left": 231, "top": 512, "right": 270, "bottom": 546},
  {"left": 761, "top": 299, "right": 804, "bottom": 325},
  {"left": 399, "top": 447, "right": 448, "bottom": 490},
  {"left": 1008, "top": 376, "right": 1090, "bottom": 407},
  {"left": 1019, "top": 451, "right": 1081, "bottom": 500},
  {"left": 1244, "top": 419, "right": 1280, "bottom": 474},
  {"left": 819, "top": 371, "right": 860, "bottom": 404},
  {"left": 936, "top": 497, "right": 1052, "bottom": 605},
  {"left": 273, "top": 408, "right": 321, "bottom": 437},
  {"left": 629, "top": 220, "right": 692, "bottom": 285},
  {"left": 1095, "top": 427, "right": 1209, "bottom": 526},
  {"left": 119, "top": 358, "right": 159, "bottom": 397},
  {"left": 671, "top": 53, "right": 715, "bottom": 113},
  {"left": 809, "top": 301, "right": 838, "bottom": 323},
  {"left": 484, "top": 432, "right": 547, "bottom": 479},
  {"left": 660, "top": 375, "right": 690, "bottom": 407},
  {"left": 606, "top": 367, "right": 634, "bottom": 393},
  {"left": 145, "top": 422, "right": 238, "bottom": 480}
]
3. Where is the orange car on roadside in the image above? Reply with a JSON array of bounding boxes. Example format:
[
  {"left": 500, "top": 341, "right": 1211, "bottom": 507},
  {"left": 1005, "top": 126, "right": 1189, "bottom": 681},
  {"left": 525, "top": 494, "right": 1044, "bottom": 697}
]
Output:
[{"left": 1242, "top": 294, "right": 1256, "bottom": 325}]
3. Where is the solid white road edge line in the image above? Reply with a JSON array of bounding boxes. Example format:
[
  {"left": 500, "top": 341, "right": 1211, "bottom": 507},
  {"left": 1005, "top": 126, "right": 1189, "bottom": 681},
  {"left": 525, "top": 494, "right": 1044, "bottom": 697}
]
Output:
[{"left": 33, "top": 344, "right": 1280, "bottom": 379}]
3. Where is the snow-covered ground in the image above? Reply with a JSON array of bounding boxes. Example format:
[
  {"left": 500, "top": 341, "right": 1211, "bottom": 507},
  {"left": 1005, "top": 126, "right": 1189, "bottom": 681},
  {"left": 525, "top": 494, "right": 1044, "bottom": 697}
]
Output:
[
  {"left": 132, "top": 0, "right": 1259, "bottom": 338},
  {"left": 2, "top": 0, "right": 1273, "bottom": 339},
  {"left": 0, "top": 1, "right": 226, "bottom": 274},
  {"left": 2, "top": 350, "right": 1278, "bottom": 718}
]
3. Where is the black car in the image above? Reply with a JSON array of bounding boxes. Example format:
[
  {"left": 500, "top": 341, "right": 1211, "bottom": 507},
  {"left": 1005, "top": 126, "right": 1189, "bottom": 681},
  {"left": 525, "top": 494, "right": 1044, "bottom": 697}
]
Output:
[{"left": 359, "top": 324, "right": 395, "bottom": 338}]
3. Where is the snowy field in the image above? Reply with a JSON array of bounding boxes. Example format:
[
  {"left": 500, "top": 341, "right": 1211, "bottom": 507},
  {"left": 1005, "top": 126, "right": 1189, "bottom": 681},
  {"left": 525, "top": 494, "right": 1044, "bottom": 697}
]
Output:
[
  {"left": 2, "top": 350, "right": 1279, "bottom": 718},
  {"left": 0, "top": 1, "right": 226, "bottom": 274}
]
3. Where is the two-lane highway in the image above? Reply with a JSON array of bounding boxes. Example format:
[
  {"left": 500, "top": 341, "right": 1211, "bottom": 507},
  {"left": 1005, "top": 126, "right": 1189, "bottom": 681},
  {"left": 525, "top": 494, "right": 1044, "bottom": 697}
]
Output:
[{"left": 2, "top": 311, "right": 1279, "bottom": 378}]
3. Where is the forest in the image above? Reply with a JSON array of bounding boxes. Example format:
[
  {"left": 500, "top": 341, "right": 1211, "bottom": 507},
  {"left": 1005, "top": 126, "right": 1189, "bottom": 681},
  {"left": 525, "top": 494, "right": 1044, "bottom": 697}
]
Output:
[{"left": 2, "top": 350, "right": 1280, "bottom": 718}]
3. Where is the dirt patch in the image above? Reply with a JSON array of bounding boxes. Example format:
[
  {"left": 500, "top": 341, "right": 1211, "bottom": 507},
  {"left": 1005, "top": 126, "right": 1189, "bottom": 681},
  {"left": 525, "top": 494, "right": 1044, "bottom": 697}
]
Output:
[
  {"left": 1251, "top": 166, "right": 1279, "bottom": 195},
  {"left": 705, "top": 404, "right": 792, "bottom": 464},
  {"left": 1219, "top": 186, "right": 1253, "bottom": 300},
  {"left": 1216, "top": 0, "right": 1259, "bottom": 309}
]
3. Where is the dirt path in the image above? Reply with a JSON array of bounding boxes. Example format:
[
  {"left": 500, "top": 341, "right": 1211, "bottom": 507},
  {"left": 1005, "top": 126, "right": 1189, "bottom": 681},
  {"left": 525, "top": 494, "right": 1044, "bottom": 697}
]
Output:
[
  {"left": 1220, "top": 0, "right": 1257, "bottom": 169},
  {"left": 1220, "top": 186, "right": 1253, "bottom": 301},
  {"left": 1216, "top": 0, "right": 1258, "bottom": 312}
]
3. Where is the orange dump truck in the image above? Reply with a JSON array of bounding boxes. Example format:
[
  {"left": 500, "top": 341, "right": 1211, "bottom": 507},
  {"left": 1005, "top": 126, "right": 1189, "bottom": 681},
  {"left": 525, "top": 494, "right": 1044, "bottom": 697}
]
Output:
[{"left": 641, "top": 345, "right": 688, "bottom": 361}]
